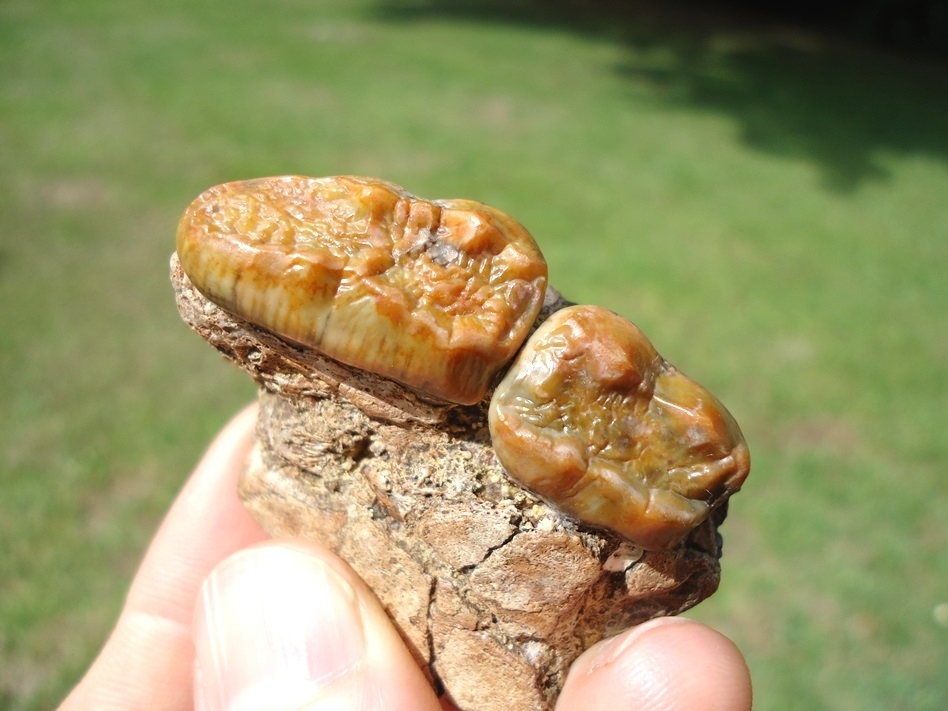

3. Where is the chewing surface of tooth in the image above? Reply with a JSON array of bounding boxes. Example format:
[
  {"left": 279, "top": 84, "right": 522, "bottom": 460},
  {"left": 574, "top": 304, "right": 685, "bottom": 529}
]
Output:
[
  {"left": 488, "top": 305, "right": 750, "bottom": 550},
  {"left": 176, "top": 175, "right": 548, "bottom": 405}
]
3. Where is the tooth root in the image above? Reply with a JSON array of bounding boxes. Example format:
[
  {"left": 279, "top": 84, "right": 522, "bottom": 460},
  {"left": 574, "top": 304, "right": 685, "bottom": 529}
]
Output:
[
  {"left": 176, "top": 175, "right": 547, "bottom": 405},
  {"left": 489, "top": 305, "right": 750, "bottom": 550}
]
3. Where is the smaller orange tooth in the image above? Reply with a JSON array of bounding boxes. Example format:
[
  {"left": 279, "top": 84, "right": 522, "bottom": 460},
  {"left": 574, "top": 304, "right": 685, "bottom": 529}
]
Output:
[{"left": 489, "top": 305, "right": 750, "bottom": 550}]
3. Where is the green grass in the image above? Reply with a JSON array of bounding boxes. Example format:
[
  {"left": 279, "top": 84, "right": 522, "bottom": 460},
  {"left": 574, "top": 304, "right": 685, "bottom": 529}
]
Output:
[{"left": 2, "top": 1, "right": 947, "bottom": 708}]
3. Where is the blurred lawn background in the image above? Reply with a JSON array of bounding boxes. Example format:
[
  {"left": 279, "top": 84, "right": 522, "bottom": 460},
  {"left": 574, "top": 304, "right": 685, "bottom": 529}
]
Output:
[{"left": 2, "top": 0, "right": 947, "bottom": 708}]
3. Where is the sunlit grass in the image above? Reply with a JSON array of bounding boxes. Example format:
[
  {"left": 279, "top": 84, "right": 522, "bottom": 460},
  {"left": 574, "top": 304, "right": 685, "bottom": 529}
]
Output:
[{"left": 2, "top": 1, "right": 947, "bottom": 708}]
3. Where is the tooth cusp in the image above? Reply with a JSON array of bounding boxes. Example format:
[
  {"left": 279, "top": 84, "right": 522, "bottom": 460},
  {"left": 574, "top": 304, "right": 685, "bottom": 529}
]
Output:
[{"left": 488, "top": 305, "right": 750, "bottom": 550}]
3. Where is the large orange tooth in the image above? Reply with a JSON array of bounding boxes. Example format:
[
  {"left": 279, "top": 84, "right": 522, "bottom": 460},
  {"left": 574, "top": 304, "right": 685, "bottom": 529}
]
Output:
[{"left": 176, "top": 175, "right": 547, "bottom": 405}]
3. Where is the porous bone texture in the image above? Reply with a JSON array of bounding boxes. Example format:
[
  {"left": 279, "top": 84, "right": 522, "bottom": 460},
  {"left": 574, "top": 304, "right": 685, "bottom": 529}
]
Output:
[{"left": 171, "top": 254, "right": 726, "bottom": 711}]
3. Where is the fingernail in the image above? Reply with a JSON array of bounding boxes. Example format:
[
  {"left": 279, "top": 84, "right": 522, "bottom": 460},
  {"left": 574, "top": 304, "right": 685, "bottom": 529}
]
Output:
[{"left": 194, "top": 546, "right": 365, "bottom": 711}]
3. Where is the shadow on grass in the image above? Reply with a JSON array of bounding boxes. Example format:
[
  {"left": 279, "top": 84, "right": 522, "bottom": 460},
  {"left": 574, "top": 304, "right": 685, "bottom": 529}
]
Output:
[{"left": 373, "top": 0, "right": 948, "bottom": 192}]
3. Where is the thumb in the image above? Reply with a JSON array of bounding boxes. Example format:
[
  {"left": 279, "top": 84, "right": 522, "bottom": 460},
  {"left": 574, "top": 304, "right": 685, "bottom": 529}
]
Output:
[
  {"left": 557, "top": 617, "right": 752, "bottom": 711},
  {"left": 193, "top": 541, "right": 442, "bottom": 711}
]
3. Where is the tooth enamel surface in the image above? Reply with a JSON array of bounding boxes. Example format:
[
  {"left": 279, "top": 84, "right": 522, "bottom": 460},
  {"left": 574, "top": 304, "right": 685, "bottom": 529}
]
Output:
[
  {"left": 176, "top": 176, "right": 548, "bottom": 404},
  {"left": 488, "top": 305, "right": 750, "bottom": 550}
]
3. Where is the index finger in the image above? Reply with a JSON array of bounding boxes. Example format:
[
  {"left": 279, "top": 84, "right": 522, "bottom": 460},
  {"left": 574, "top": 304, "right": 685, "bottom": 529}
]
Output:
[{"left": 60, "top": 403, "right": 267, "bottom": 711}]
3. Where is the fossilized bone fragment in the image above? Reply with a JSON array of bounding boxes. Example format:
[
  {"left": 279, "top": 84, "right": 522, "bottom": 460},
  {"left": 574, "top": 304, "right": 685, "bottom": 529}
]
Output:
[{"left": 171, "top": 175, "right": 749, "bottom": 711}]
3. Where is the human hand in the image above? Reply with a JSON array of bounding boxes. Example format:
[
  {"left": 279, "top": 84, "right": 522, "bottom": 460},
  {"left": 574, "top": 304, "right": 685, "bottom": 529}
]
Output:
[{"left": 60, "top": 405, "right": 752, "bottom": 711}]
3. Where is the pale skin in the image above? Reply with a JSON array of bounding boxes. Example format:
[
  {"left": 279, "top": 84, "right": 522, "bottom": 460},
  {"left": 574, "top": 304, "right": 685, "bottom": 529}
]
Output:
[{"left": 59, "top": 404, "right": 753, "bottom": 711}]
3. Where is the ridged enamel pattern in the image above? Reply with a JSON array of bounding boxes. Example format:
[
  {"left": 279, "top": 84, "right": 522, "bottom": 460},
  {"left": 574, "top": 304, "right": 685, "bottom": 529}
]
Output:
[
  {"left": 176, "top": 176, "right": 548, "bottom": 404},
  {"left": 488, "top": 305, "right": 750, "bottom": 550}
]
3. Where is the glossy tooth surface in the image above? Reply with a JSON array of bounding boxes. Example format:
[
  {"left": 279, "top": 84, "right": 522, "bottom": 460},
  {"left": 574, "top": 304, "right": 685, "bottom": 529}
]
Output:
[
  {"left": 488, "top": 305, "right": 750, "bottom": 550},
  {"left": 176, "top": 176, "right": 548, "bottom": 404}
]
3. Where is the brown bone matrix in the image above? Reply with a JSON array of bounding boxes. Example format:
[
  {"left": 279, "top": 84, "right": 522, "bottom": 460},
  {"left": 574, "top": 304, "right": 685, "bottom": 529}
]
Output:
[{"left": 172, "top": 176, "right": 747, "bottom": 711}]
